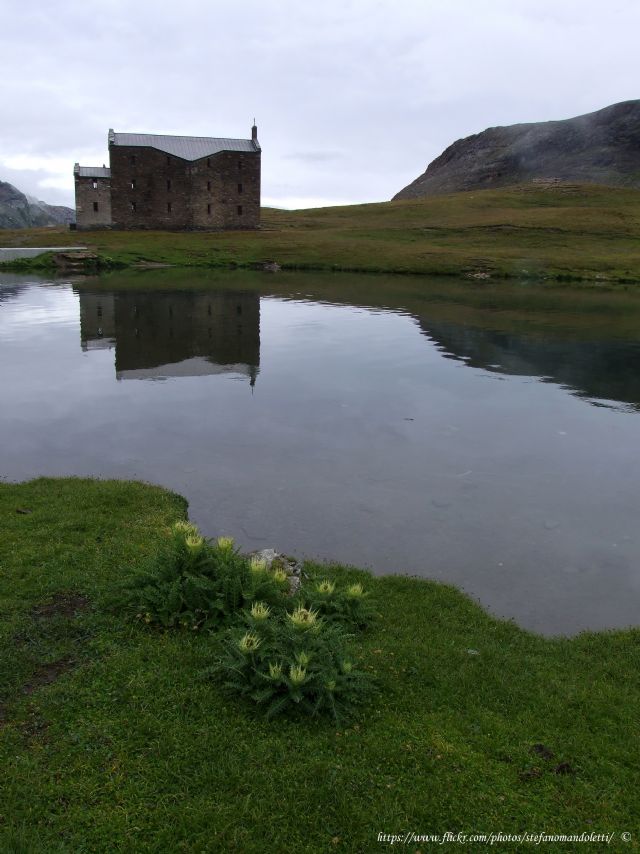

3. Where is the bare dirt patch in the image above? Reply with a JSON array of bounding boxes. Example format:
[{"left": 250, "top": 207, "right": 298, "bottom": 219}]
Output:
[
  {"left": 22, "top": 657, "right": 77, "bottom": 695},
  {"left": 31, "top": 593, "right": 90, "bottom": 620}
]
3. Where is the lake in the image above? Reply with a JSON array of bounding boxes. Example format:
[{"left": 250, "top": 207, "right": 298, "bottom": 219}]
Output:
[{"left": 1, "top": 268, "right": 639, "bottom": 635}]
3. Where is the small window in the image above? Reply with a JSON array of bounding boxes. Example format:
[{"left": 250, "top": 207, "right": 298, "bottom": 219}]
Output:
[
  {"left": 167, "top": 179, "right": 171, "bottom": 192},
  {"left": 238, "top": 183, "right": 243, "bottom": 194},
  {"left": 131, "top": 179, "right": 136, "bottom": 190},
  {"left": 92, "top": 180, "right": 98, "bottom": 189},
  {"left": 93, "top": 201, "right": 99, "bottom": 212},
  {"left": 167, "top": 155, "right": 171, "bottom": 165},
  {"left": 238, "top": 160, "right": 242, "bottom": 171},
  {"left": 207, "top": 180, "right": 211, "bottom": 191},
  {"left": 130, "top": 155, "right": 136, "bottom": 166},
  {"left": 207, "top": 158, "right": 211, "bottom": 167},
  {"left": 167, "top": 202, "right": 172, "bottom": 213},
  {"left": 237, "top": 205, "right": 243, "bottom": 216},
  {"left": 130, "top": 201, "right": 137, "bottom": 213},
  {"left": 207, "top": 203, "right": 211, "bottom": 215}
]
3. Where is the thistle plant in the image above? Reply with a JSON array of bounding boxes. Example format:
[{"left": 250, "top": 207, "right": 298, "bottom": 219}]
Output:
[
  {"left": 288, "top": 605, "right": 320, "bottom": 631},
  {"left": 213, "top": 615, "right": 374, "bottom": 722},
  {"left": 250, "top": 601, "right": 271, "bottom": 622},
  {"left": 123, "top": 524, "right": 292, "bottom": 630},
  {"left": 300, "top": 577, "right": 376, "bottom": 629}
]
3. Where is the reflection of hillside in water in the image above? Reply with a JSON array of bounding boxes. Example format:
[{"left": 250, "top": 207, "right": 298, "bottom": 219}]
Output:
[
  {"left": 418, "top": 317, "right": 640, "bottom": 410},
  {"left": 79, "top": 290, "right": 260, "bottom": 384}
]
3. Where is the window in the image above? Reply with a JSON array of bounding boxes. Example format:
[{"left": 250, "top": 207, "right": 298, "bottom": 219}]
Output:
[
  {"left": 93, "top": 202, "right": 99, "bottom": 212},
  {"left": 167, "top": 179, "right": 171, "bottom": 191},
  {"left": 130, "top": 201, "right": 136, "bottom": 213},
  {"left": 238, "top": 183, "right": 243, "bottom": 194},
  {"left": 238, "top": 160, "right": 242, "bottom": 171},
  {"left": 130, "top": 155, "right": 136, "bottom": 166},
  {"left": 131, "top": 179, "right": 136, "bottom": 190},
  {"left": 207, "top": 181, "right": 211, "bottom": 191},
  {"left": 167, "top": 156, "right": 171, "bottom": 165},
  {"left": 207, "top": 203, "right": 211, "bottom": 215},
  {"left": 167, "top": 202, "right": 172, "bottom": 213},
  {"left": 207, "top": 158, "right": 211, "bottom": 167},
  {"left": 237, "top": 205, "right": 243, "bottom": 216},
  {"left": 92, "top": 180, "right": 98, "bottom": 189}
]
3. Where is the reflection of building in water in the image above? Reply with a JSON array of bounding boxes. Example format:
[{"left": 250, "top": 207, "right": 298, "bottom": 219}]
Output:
[
  {"left": 79, "top": 290, "right": 260, "bottom": 385},
  {"left": 79, "top": 293, "right": 116, "bottom": 351}
]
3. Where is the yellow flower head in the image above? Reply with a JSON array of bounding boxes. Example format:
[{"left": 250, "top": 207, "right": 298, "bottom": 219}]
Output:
[
  {"left": 316, "top": 579, "right": 335, "bottom": 595},
  {"left": 173, "top": 520, "right": 199, "bottom": 536},
  {"left": 273, "top": 568, "right": 288, "bottom": 584},
  {"left": 238, "top": 632, "right": 261, "bottom": 654},
  {"left": 289, "top": 664, "right": 307, "bottom": 686},
  {"left": 288, "top": 606, "right": 319, "bottom": 630},
  {"left": 268, "top": 662, "right": 283, "bottom": 680},
  {"left": 185, "top": 535, "right": 204, "bottom": 552},
  {"left": 346, "top": 583, "right": 365, "bottom": 599},
  {"left": 249, "top": 556, "right": 268, "bottom": 574},
  {"left": 295, "top": 651, "right": 311, "bottom": 667},
  {"left": 216, "top": 536, "right": 234, "bottom": 552},
  {"left": 341, "top": 660, "right": 353, "bottom": 674},
  {"left": 250, "top": 601, "right": 270, "bottom": 621}
]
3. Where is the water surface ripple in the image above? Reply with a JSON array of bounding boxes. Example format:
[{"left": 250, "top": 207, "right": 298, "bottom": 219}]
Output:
[{"left": 1, "top": 270, "right": 639, "bottom": 635}]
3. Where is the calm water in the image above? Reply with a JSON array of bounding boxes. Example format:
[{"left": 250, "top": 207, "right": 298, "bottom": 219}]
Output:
[{"left": 2, "top": 269, "right": 640, "bottom": 635}]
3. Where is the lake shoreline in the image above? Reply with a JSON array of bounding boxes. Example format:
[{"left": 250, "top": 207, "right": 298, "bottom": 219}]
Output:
[
  {"left": 1, "top": 476, "right": 638, "bottom": 850},
  {"left": 2, "top": 183, "right": 640, "bottom": 285}
]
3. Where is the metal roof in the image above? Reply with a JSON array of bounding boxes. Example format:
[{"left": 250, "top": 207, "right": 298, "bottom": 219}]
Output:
[
  {"left": 108, "top": 131, "right": 260, "bottom": 160},
  {"left": 74, "top": 165, "right": 111, "bottom": 178}
]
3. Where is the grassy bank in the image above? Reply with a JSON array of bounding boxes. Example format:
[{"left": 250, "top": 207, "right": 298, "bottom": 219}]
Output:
[
  {"left": 2, "top": 184, "right": 640, "bottom": 283},
  {"left": 1, "top": 478, "right": 639, "bottom": 852}
]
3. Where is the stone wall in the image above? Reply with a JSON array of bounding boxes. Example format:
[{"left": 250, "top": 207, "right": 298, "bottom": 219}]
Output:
[
  {"left": 75, "top": 176, "right": 112, "bottom": 229},
  {"left": 109, "top": 146, "right": 260, "bottom": 230}
]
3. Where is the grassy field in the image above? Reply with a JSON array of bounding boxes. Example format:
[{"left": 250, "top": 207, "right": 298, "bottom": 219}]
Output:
[
  {"left": 1, "top": 478, "right": 639, "bottom": 852},
  {"left": 2, "top": 183, "right": 640, "bottom": 282}
]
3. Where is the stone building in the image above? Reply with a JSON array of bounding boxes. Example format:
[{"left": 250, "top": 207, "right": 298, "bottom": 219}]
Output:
[
  {"left": 74, "top": 125, "right": 260, "bottom": 230},
  {"left": 73, "top": 165, "right": 112, "bottom": 229}
]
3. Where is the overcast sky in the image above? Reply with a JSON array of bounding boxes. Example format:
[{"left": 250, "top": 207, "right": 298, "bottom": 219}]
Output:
[{"left": 1, "top": 0, "right": 638, "bottom": 209}]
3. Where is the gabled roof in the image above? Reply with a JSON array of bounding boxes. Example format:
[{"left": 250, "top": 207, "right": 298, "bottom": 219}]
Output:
[
  {"left": 108, "top": 130, "right": 260, "bottom": 161},
  {"left": 74, "top": 165, "right": 111, "bottom": 178}
]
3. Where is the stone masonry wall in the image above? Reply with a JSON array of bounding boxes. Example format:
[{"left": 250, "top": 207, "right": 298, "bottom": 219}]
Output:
[
  {"left": 109, "top": 146, "right": 260, "bottom": 230},
  {"left": 75, "top": 176, "right": 112, "bottom": 229}
]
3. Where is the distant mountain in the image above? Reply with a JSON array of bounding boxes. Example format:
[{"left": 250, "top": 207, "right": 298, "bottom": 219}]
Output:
[
  {"left": 393, "top": 100, "right": 640, "bottom": 199},
  {"left": 0, "top": 180, "right": 74, "bottom": 228}
]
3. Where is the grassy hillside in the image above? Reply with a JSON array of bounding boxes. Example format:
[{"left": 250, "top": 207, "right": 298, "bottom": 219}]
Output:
[
  {"left": 2, "top": 184, "right": 640, "bottom": 282},
  {"left": 1, "top": 479, "right": 639, "bottom": 852}
]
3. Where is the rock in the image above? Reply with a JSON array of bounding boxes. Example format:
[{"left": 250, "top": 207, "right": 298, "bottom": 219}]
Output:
[
  {"left": 393, "top": 100, "right": 640, "bottom": 199},
  {"left": 247, "top": 548, "right": 305, "bottom": 584},
  {"left": 251, "top": 548, "right": 279, "bottom": 569}
]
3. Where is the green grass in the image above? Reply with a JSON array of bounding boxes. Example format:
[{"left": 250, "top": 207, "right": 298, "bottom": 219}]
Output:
[
  {"left": 1, "top": 478, "right": 639, "bottom": 853},
  {"left": 2, "top": 183, "right": 640, "bottom": 283}
]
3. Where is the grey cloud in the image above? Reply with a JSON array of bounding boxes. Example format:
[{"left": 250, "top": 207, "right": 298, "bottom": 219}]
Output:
[{"left": 1, "top": 0, "right": 639, "bottom": 209}]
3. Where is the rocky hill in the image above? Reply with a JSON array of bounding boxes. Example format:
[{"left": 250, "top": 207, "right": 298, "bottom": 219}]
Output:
[
  {"left": 0, "top": 180, "right": 74, "bottom": 228},
  {"left": 393, "top": 100, "right": 640, "bottom": 200}
]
